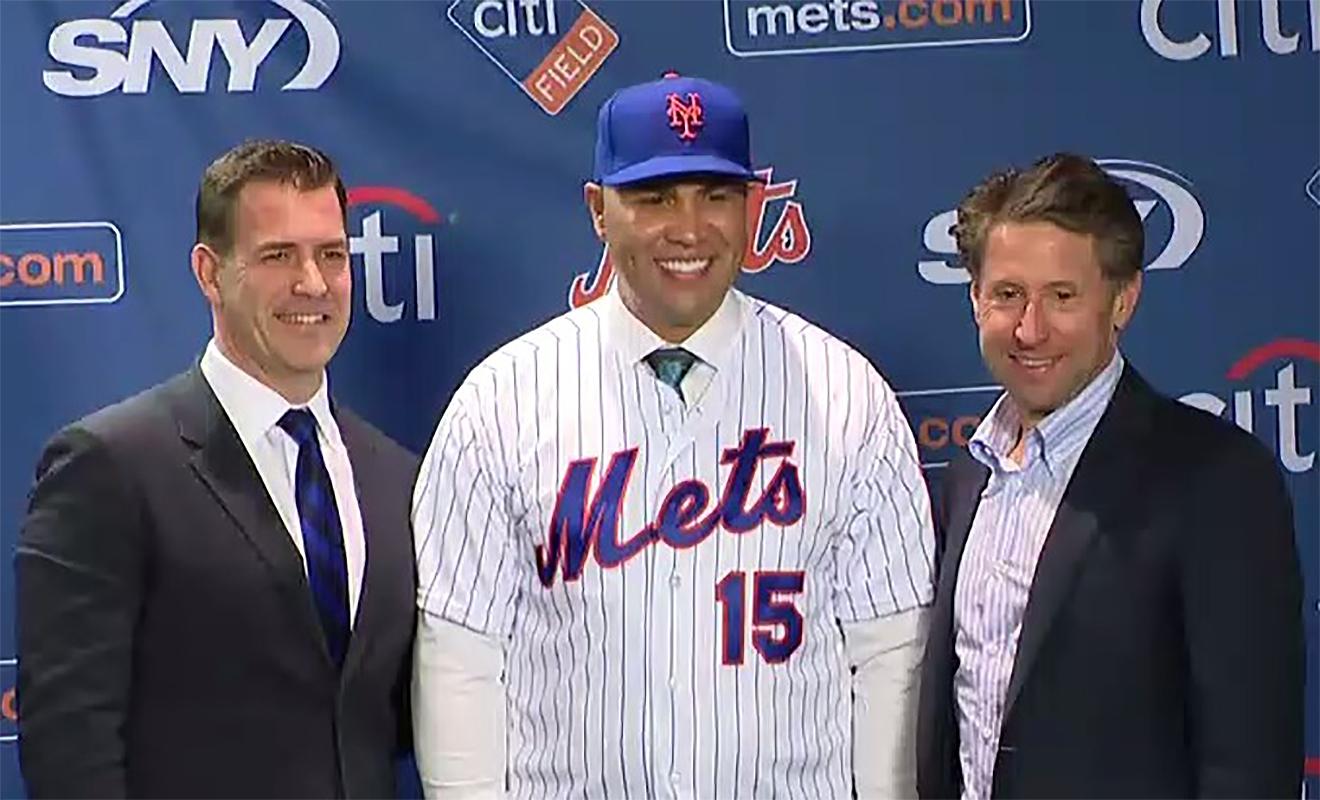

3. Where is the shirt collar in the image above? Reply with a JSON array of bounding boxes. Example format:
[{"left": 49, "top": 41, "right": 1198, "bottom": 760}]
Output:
[
  {"left": 969, "top": 350, "right": 1125, "bottom": 477},
  {"left": 199, "top": 339, "right": 342, "bottom": 452},
  {"left": 597, "top": 283, "right": 747, "bottom": 374}
]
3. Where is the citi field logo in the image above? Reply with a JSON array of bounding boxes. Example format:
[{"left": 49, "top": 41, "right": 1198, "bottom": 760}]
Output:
[
  {"left": 918, "top": 159, "right": 1205, "bottom": 285},
  {"left": 0, "top": 222, "right": 125, "bottom": 307},
  {"left": 567, "top": 167, "right": 812, "bottom": 308},
  {"left": 1180, "top": 339, "right": 1318, "bottom": 474},
  {"left": 724, "top": 0, "right": 1031, "bottom": 58},
  {"left": 1141, "top": 0, "right": 1318, "bottom": 61},
  {"left": 347, "top": 188, "right": 446, "bottom": 324},
  {"left": 43, "top": 0, "right": 340, "bottom": 96},
  {"left": 447, "top": 0, "right": 619, "bottom": 115}
]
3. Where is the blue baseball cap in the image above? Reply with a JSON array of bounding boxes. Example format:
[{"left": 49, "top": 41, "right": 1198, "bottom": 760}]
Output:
[{"left": 592, "top": 74, "right": 758, "bottom": 187}]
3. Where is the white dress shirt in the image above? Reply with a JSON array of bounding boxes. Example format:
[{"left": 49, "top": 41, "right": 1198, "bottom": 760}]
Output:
[
  {"left": 199, "top": 339, "right": 366, "bottom": 624},
  {"left": 953, "top": 351, "right": 1124, "bottom": 798}
]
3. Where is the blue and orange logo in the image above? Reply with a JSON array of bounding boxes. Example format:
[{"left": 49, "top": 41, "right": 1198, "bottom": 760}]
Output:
[
  {"left": 899, "top": 383, "right": 1000, "bottom": 469},
  {"left": 724, "top": 0, "right": 1031, "bottom": 58},
  {"left": 1, "top": 658, "right": 15, "bottom": 744},
  {"left": 0, "top": 222, "right": 124, "bottom": 307},
  {"left": 448, "top": 0, "right": 619, "bottom": 115}
]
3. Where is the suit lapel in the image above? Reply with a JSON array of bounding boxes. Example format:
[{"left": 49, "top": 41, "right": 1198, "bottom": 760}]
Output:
[
  {"left": 1002, "top": 366, "right": 1154, "bottom": 719},
  {"left": 925, "top": 453, "right": 990, "bottom": 796},
  {"left": 931, "top": 454, "right": 990, "bottom": 660},
  {"left": 1001, "top": 493, "right": 1100, "bottom": 716},
  {"left": 170, "top": 368, "right": 329, "bottom": 658}
]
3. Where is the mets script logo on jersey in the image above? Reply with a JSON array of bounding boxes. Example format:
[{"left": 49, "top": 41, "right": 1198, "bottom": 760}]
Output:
[
  {"left": 567, "top": 166, "right": 812, "bottom": 307},
  {"left": 447, "top": 0, "right": 619, "bottom": 115},
  {"left": 667, "top": 92, "right": 704, "bottom": 140},
  {"left": 536, "top": 428, "right": 804, "bottom": 585}
]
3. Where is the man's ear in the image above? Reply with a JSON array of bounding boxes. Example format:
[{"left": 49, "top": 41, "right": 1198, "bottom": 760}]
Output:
[
  {"left": 1112, "top": 270, "right": 1143, "bottom": 332},
  {"left": 191, "top": 242, "right": 223, "bottom": 306},
  {"left": 584, "top": 182, "right": 606, "bottom": 242}
]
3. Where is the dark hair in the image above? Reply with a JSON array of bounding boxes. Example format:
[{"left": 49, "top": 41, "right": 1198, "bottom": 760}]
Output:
[
  {"left": 954, "top": 153, "right": 1143, "bottom": 284},
  {"left": 195, "top": 139, "right": 347, "bottom": 255}
]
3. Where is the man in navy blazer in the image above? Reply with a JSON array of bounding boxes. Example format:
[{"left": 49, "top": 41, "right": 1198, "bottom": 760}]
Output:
[
  {"left": 916, "top": 153, "right": 1303, "bottom": 798},
  {"left": 16, "top": 140, "right": 418, "bottom": 798}
]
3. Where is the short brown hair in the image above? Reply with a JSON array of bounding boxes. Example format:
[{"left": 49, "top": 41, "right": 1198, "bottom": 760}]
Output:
[
  {"left": 953, "top": 153, "right": 1143, "bottom": 284},
  {"left": 195, "top": 139, "right": 347, "bottom": 255}
]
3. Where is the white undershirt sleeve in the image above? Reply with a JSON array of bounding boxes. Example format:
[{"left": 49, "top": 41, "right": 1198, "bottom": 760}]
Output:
[
  {"left": 413, "top": 610, "right": 508, "bottom": 800},
  {"left": 844, "top": 605, "right": 929, "bottom": 799}
]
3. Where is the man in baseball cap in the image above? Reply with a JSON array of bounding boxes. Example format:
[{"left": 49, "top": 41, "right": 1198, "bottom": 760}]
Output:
[
  {"left": 411, "top": 74, "right": 933, "bottom": 799},
  {"left": 583, "top": 72, "right": 765, "bottom": 346}
]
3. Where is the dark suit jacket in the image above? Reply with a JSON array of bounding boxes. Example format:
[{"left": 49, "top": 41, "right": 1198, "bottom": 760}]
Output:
[
  {"left": 16, "top": 367, "right": 419, "bottom": 798},
  {"left": 916, "top": 365, "right": 1303, "bottom": 798}
]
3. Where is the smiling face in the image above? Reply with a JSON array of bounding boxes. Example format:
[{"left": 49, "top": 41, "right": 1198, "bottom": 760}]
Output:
[
  {"left": 971, "top": 220, "right": 1141, "bottom": 429},
  {"left": 192, "top": 180, "right": 351, "bottom": 403},
  {"left": 585, "top": 175, "right": 750, "bottom": 342}
]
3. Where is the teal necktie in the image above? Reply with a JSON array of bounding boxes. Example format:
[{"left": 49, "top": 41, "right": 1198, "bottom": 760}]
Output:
[{"left": 645, "top": 347, "right": 697, "bottom": 401}]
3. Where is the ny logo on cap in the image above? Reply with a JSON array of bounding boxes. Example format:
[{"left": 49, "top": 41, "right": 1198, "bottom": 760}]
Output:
[{"left": 666, "top": 92, "right": 704, "bottom": 141}]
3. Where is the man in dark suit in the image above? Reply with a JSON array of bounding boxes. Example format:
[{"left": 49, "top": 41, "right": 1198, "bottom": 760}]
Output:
[
  {"left": 916, "top": 153, "right": 1303, "bottom": 799},
  {"left": 16, "top": 140, "right": 418, "bottom": 798}
]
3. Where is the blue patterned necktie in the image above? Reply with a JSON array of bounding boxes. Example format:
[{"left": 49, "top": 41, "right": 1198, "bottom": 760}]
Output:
[
  {"left": 645, "top": 347, "right": 697, "bottom": 401},
  {"left": 278, "top": 408, "right": 350, "bottom": 668}
]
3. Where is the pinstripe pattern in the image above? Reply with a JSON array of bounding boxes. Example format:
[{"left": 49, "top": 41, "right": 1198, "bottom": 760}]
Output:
[
  {"left": 952, "top": 351, "right": 1124, "bottom": 799},
  {"left": 413, "top": 287, "right": 935, "bottom": 798}
]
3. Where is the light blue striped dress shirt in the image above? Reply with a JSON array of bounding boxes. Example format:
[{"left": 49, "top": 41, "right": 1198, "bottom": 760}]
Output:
[{"left": 953, "top": 350, "right": 1125, "bottom": 799}]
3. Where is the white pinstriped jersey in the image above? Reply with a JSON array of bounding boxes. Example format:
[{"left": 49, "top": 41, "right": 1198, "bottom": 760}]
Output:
[{"left": 413, "top": 287, "right": 935, "bottom": 799}]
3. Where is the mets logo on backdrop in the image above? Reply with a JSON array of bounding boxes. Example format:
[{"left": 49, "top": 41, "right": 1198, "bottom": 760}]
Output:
[
  {"left": 447, "top": 0, "right": 619, "bottom": 115},
  {"left": 567, "top": 167, "right": 812, "bottom": 308}
]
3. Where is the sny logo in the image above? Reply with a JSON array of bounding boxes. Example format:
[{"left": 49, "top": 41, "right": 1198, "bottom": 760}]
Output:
[
  {"left": 0, "top": 222, "right": 125, "bottom": 307},
  {"left": 918, "top": 159, "right": 1204, "bottom": 285},
  {"left": 347, "top": 187, "right": 446, "bottom": 323},
  {"left": 448, "top": 0, "right": 619, "bottom": 115},
  {"left": 537, "top": 428, "right": 805, "bottom": 586},
  {"left": 567, "top": 166, "right": 812, "bottom": 308},
  {"left": 667, "top": 92, "right": 705, "bottom": 141},
  {"left": 44, "top": 0, "right": 339, "bottom": 97}
]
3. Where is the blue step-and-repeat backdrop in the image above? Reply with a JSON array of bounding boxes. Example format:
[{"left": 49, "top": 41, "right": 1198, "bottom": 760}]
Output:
[{"left": 1, "top": 0, "right": 1316, "bottom": 796}]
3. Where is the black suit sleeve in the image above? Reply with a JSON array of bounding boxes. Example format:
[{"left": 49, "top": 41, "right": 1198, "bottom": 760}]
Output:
[
  {"left": 931, "top": 466, "right": 954, "bottom": 580},
  {"left": 16, "top": 427, "right": 146, "bottom": 798},
  {"left": 1180, "top": 434, "right": 1304, "bottom": 798}
]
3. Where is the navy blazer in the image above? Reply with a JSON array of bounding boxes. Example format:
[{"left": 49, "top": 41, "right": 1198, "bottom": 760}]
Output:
[
  {"left": 916, "top": 365, "right": 1303, "bottom": 798},
  {"left": 17, "top": 367, "right": 419, "bottom": 798}
]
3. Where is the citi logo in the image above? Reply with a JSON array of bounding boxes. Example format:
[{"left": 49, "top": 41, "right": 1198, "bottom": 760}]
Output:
[
  {"left": 1141, "top": 0, "right": 1318, "bottom": 61},
  {"left": 917, "top": 159, "right": 1205, "bottom": 285},
  {"left": 1180, "top": 339, "right": 1318, "bottom": 474},
  {"left": 347, "top": 187, "right": 444, "bottom": 324},
  {"left": 43, "top": 0, "right": 340, "bottom": 97}
]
